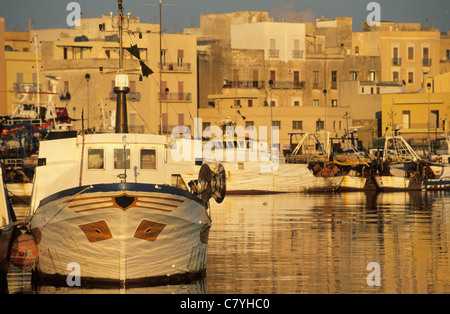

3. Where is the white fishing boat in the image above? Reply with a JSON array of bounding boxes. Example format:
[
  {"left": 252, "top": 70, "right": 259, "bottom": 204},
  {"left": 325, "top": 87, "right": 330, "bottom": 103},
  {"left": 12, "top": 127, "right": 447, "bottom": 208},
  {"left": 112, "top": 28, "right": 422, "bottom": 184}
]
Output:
[
  {"left": 197, "top": 131, "right": 342, "bottom": 194},
  {"left": 0, "top": 165, "right": 14, "bottom": 279},
  {"left": 329, "top": 132, "right": 377, "bottom": 191},
  {"left": 29, "top": 132, "right": 225, "bottom": 286},
  {"left": 27, "top": 0, "right": 226, "bottom": 287},
  {"left": 374, "top": 134, "right": 450, "bottom": 191},
  {"left": 1, "top": 74, "right": 74, "bottom": 209}
]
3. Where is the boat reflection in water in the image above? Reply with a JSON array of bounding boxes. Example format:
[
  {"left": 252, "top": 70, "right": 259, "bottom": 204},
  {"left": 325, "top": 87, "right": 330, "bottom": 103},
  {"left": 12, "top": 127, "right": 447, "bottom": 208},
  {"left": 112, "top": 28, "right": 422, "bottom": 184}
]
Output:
[
  {"left": 5, "top": 190, "right": 449, "bottom": 294},
  {"left": 207, "top": 191, "right": 449, "bottom": 294}
]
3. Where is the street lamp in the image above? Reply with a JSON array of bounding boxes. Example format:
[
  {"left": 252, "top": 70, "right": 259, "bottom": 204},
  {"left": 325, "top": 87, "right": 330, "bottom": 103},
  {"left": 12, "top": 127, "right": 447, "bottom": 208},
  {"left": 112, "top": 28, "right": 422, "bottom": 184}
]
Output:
[
  {"left": 85, "top": 73, "right": 91, "bottom": 130},
  {"left": 269, "top": 79, "right": 274, "bottom": 128},
  {"left": 427, "top": 82, "right": 431, "bottom": 158},
  {"left": 165, "top": 87, "right": 169, "bottom": 133}
]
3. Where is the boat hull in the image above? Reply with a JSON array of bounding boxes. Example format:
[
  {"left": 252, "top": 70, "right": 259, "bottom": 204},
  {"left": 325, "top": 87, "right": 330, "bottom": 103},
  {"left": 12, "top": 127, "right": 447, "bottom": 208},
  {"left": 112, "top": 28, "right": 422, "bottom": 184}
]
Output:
[
  {"left": 29, "top": 183, "right": 210, "bottom": 286},
  {"left": 338, "top": 176, "right": 378, "bottom": 191},
  {"left": 374, "top": 176, "right": 422, "bottom": 191},
  {"left": 211, "top": 161, "right": 342, "bottom": 194}
]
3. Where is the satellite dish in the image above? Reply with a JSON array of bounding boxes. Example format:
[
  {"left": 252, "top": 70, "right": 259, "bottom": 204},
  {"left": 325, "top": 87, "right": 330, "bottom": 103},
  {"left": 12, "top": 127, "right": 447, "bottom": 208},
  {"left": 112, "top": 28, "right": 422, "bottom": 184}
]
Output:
[{"left": 191, "top": 164, "right": 226, "bottom": 204}]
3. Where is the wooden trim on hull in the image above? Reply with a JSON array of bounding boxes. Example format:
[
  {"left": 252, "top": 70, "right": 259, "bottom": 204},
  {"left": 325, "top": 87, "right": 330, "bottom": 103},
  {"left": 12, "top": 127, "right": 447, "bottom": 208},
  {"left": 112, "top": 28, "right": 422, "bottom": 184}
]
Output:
[{"left": 32, "top": 269, "right": 205, "bottom": 289}]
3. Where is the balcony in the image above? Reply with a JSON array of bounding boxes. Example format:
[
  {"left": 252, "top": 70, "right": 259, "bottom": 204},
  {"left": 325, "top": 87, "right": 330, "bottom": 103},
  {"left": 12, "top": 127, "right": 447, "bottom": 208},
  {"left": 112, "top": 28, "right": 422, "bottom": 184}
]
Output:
[
  {"left": 422, "top": 58, "right": 432, "bottom": 67},
  {"left": 392, "top": 58, "right": 402, "bottom": 66},
  {"left": 159, "top": 63, "right": 191, "bottom": 73},
  {"left": 109, "top": 92, "right": 141, "bottom": 101},
  {"left": 223, "top": 80, "right": 265, "bottom": 89},
  {"left": 271, "top": 81, "right": 305, "bottom": 89},
  {"left": 292, "top": 50, "right": 304, "bottom": 59},
  {"left": 268, "top": 49, "right": 279, "bottom": 59},
  {"left": 159, "top": 92, "right": 192, "bottom": 103}
]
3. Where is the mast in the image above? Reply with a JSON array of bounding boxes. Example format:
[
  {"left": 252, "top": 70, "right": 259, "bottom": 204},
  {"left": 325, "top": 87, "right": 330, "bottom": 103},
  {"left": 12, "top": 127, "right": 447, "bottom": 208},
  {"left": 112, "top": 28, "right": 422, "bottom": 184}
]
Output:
[
  {"left": 159, "top": 0, "right": 163, "bottom": 135},
  {"left": 114, "top": 0, "right": 129, "bottom": 133}
]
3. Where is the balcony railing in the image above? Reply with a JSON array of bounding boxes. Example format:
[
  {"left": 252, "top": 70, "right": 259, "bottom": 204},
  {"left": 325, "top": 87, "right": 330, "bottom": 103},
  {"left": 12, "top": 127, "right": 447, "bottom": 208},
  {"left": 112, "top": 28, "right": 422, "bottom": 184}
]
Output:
[
  {"left": 268, "top": 49, "right": 279, "bottom": 58},
  {"left": 271, "top": 81, "right": 305, "bottom": 89},
  {"left": 223, "top": 80, "right": 265, "bottom": 89},
  {"left": 159, "top": 92, "right": 192, "bottom": 102},
  {"left": 109, "top": 92, "right": 141, "bottom": 101},
  {"left": 292, "top": 50, "right": 304, "bottom": 59},
  {"left": 422, "top": 58, "right": 432, "bottom": 67},
  {"left": 392, "top": 57, "right": 402, "bottom": 66},
  {"left": 159, "top": 63, "right": 192, "bottom": 73}
]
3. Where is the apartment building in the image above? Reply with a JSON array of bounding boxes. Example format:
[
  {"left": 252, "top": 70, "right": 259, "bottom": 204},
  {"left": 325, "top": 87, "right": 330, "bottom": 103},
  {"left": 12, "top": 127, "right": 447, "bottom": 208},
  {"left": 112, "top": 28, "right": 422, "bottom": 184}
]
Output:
[
  {"left": 353, "top": 21, "right": 441, "bottom": 93},
  {"left": 36, "top": 15, "right": 197, "bottom": 134},
  {"left": 192, "top": 14, "right": 381, "bottom": 146},
  {"left": 381, "top": 72, "right": 450, "bottom": 144},
  {"left": 0, "top": 18, "right": 40, "bottom": 115}
]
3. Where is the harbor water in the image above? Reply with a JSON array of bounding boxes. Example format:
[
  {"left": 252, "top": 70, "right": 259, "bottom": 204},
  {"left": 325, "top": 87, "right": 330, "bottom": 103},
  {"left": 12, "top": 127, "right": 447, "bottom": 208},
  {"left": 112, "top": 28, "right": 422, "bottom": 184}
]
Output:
[{"left": 3, "top": 191, "right": 450, "bottom": 294}]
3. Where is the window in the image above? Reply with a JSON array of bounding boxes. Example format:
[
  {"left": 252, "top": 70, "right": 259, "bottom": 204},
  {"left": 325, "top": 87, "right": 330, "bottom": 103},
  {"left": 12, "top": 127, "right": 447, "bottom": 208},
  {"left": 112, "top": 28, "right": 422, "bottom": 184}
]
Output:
[
  {"left": 130, "top": 81, "right": 136, "bottom": 93},
  {"left": 431, "top": 111, "right": 439, "bottom": 129},
  {"left": 88, "top": 149, "right": 104, "bottom": 169},
  {"left": 313, "top": 99, "right": 319, "bottom": 107},
  {"left": 141, "top": 149, "right": 156, "bottom": 170},
  {"left": 351, "top": 71, "right": 358, "bottom": 81},
  {"left": 313, "top": 71, "right": 319, "bottom": 89},
  {"left": 331, "top": 71, "right": 337, "bottom": 82},
  {"left": 16, "top": 73, "right": 24, "bottom": 83},
  {"left": 177, "top": 50, "right": 184, "bottom": 67},
  {"left": 408, "top": 72, "right": 414, "bottom": 84},
  {"left": 272, "top": 121, "right": 281, "bottom": 129},
  {"left": 248, "top": 99, "right": 253, "bottom": 107},
  {"left": 270, "top": 71, "right": 276, "bottom": 83},
  {"left": 245, "top": 121, "right": 254, "bottom": 129},
  {"left": 202, "top": 122, "right": 211, "bottom": 132},
  {"left": 331, "top": 71, "right": 337, "bottom": 89},
  {"left": 313, "top": 71, "right": 319, "bottom": 83},
  {"left": 114, "top": 149, "right": 130, "bottom": 169},
  {"left": 355, "top": 46, "right": 359, "bottom": 55},
  {"left": 402, "top": 111, "right": 411, "bottom": 129},
  {"left": 447, "top": 50, "right": 450, "bottom": 61},
  {"left": 408, "top": 47, "right": 414, "bottom": 60},
  {"left": 393, "top": 71, "right": 399, "bottom": 82},
  {"left": 292, "top": 121, "right": 303, "bottom": 130},
  {"left": 316, "top": 120, "right": 324, "bottom": 131},
  {"left": 293, "top": 100, "right": 300, "bottom": 107},
  {"left": 369, "top": 71, "right": 376, "bottom": 82},
  {"left": 233, "top": 69, "right": 240, "bottom": 87},
  {"left": 331, "top": 99, "right": 338, "bottom": 107}
]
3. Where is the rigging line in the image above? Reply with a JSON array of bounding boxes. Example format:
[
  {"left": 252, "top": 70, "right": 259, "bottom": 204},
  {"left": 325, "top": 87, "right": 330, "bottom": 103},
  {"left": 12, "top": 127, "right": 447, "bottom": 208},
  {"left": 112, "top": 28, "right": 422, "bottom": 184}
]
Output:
[
  {"left": 160, "top": 34, "right": 194, "bottom": 120},
  {"left": 127, "top": 101, "right": 155, "bottom": 134},
  {"left": 61, "top": 75, "right": 87, "bottom": 111}
]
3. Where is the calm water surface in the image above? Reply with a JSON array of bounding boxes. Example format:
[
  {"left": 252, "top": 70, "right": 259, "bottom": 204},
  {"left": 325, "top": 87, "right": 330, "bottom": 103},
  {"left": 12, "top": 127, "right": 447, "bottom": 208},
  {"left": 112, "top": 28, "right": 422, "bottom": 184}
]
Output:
[{"left": 4, "top": 191, "right": 450, "bottom": 294}]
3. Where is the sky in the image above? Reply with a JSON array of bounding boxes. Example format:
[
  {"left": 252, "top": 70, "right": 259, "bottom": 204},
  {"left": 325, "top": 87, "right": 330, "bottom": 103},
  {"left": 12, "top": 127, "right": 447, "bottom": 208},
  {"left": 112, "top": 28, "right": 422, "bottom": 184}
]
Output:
[{"left": 2, "top": 0, "right": 449, "bottom": 33}]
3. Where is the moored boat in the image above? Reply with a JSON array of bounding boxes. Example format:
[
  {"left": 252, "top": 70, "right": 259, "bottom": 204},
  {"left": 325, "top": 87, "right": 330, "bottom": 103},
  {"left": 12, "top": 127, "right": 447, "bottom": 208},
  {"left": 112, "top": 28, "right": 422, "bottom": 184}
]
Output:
[
  {"left": 27, "top": 0, "right": 226, "bottom": 287},
  {"left": 0, "top": 165, "right": 15, "bottom": 281},
  {"left": 29, "top": 133, "right": 225, "bottom": 286},
  {"left": 373, "top": 134, "right": 449, "bottom": 191},
  {"left": 207, "top": 131, "right": 342, "bottom": 194}
]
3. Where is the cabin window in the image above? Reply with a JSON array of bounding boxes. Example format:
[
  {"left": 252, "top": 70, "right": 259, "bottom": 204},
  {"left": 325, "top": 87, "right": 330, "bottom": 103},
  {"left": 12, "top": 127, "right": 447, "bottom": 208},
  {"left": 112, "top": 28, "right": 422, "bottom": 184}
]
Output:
[
  {"left": 141, "top": 149, "right": 157, "bottom": 170},
  {"left": 114, "top": 149, "right": 130, "bottom": 169},
  {"left": 88, "top": 149, "right": 104, "bottom": 169}
]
